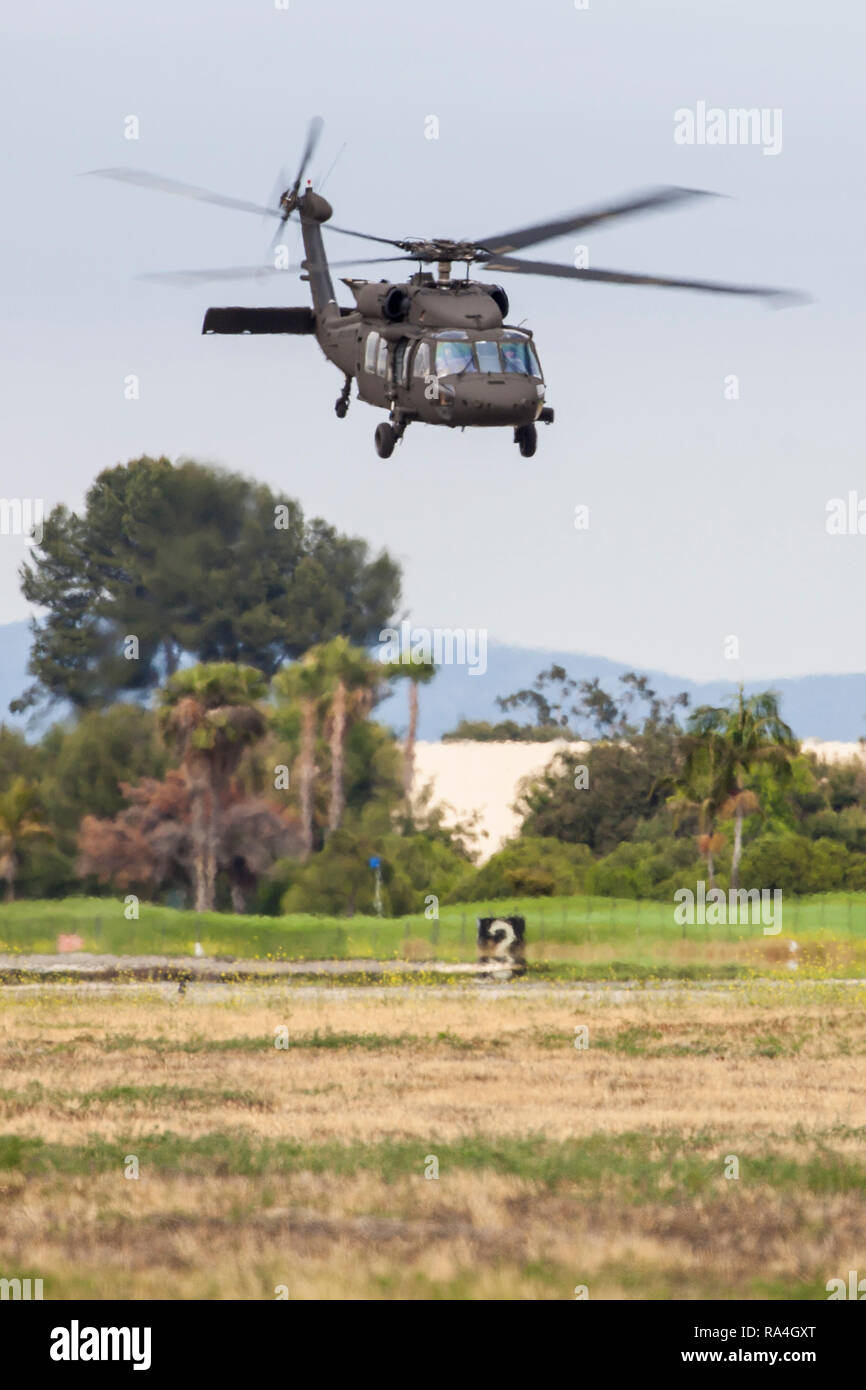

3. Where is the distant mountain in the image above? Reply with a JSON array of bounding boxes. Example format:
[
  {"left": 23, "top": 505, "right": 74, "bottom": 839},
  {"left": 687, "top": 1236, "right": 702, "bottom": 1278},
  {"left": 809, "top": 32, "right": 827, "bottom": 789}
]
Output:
[
  {"left": 375, "top": 643, "right": 866, "bottom": 744},
  {"left": 2, "top": 621, "right": 865, "bottom": 744}
]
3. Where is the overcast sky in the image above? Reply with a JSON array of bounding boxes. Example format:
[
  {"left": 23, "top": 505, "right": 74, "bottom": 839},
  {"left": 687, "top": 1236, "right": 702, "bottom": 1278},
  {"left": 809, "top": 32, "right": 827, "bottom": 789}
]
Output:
[{"left": 1, "top": 0, "right": 863, "bottom": 686}]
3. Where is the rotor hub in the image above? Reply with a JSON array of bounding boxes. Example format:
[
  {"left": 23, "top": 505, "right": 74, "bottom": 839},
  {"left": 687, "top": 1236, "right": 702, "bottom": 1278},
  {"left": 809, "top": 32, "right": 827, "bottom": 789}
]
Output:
[{"left": 396, "top": 238, "right": 483, "bottom": 264}]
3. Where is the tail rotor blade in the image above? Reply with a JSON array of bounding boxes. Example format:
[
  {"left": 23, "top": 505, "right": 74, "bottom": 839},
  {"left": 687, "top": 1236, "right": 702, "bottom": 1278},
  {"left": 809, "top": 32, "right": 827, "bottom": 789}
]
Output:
[{"left": 291, "top": 115, "right": 324, "bottom": 196}]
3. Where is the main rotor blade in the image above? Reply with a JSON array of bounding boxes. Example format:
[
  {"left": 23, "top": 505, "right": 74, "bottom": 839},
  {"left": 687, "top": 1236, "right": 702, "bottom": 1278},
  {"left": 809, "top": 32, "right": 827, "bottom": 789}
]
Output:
[
  {"left": 326, "top": 255, "right": 416, "bottom": 266},
  {"left": 481, "top": 255, "right": 805, "bottom": 302},
  {"left": 291, "top": 115, "right": 324, "bottom": 195},
  {"left": 137, "top": 255, "right": 415, "bottom": 285},
  {"left": 475, "top": 187, "right": 718, "bottom": 255},
  {"left": 138, "top": 265, "right": 293, "bottom": 285},
  {"left": 325, "top": 223, "right": 408, "bottom": 250},
  {"left": 85, "top": 168, "right": 279, "bottom": 218}
]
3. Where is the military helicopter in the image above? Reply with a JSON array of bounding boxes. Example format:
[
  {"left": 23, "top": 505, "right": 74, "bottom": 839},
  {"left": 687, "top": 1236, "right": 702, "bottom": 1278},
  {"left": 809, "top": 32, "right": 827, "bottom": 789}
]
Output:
[{"left": 89, "top": 117, "right": 802, "bottom": 458}]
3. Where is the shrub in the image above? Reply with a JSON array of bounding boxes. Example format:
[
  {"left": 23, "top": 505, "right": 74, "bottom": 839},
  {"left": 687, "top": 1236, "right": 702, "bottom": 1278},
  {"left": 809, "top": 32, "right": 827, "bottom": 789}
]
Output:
[
  {"left": 585, "top": 837, "right": 705, "bottom": 901},
  {"left": 740, "top": 833, "right": 853, "bottom": 896},
  {"left": 447, "top": 837, "right": 591, "bottom": 902},
  {"left": 279, "top": 828, "right": 468, "bottom": 916}
]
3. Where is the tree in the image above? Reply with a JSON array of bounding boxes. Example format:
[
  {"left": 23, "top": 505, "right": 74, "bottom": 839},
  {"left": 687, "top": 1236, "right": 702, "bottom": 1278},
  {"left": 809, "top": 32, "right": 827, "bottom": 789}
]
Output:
[
  {"left": 77, "top": 773, "right": 187, "bottom": 895},
  {"left": 321, "top": 638, "right": 385, "bottom": 835},
  {"left": 0, "top": 726, "right": 44, "bottom": 791},
  {"left": 519, "top": 742, "right": 669, "bottom": 854},
  {"left": 685, "top": 688, "right": 797, "bottom": 890},
  {"left": 40, "top": 705, "right": 167, "bottom": 837},
  {"left": 0, "top": 779, "right": 51, "bottom": 901},
  {"left": 219, "top": 790, "right": 303, "bottom": 911},
  {"left": 159, "top": 663, "right": 268, "bottom": 911},
  {"left": 270, "top": 642, "right": 407, "bottom": 860},
  {"left": 496, "top": 664, "right": 578, "bottom": 731},
  {"left": 669, "top": 744, "right": 726, "bottom": 888},
  {"left": 272, "top": 649, "right": 333, "bottom": 860},
  {"left": 78, "top": 773, "right": 300, "bottom": 909},
  {"left": 384, "top": 658, "right": 436, "bottom": 801},
  {"left": 514, "top": 673, "right": 690, "bottom": 853},
  {"left": 15, "top": 456, "right": 401, "bottom": 713},
  {"left": 494, "top": 666, "right": 688, "bottom": 741}
]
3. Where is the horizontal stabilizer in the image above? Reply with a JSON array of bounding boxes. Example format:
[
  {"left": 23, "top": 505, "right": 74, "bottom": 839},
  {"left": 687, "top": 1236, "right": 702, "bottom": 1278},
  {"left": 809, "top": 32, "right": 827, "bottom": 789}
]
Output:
[{"left": 202, "top": 306, "right": 317, "bottom": 334}]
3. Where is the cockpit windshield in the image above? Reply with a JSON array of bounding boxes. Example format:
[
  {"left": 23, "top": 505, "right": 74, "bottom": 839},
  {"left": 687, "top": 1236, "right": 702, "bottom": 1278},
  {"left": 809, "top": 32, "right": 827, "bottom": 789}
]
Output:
[
  {"left": 500, "top": 337, "right": 542, "bottom": 376},
  {"left": 435, "top": 340, "right": 476, "bottom": 377},
  {"left": 475, "top": 341, "right": 501, "bottom": 373},
  {"left": 433, "top": 333, "right": 542, "bottom": 379}
]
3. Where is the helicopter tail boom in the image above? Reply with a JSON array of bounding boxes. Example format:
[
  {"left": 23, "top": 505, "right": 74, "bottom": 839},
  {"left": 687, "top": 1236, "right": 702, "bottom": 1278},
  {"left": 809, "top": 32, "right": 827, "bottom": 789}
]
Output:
[{"left": 298, "top": 190, "right": 339, "bottom": 319}]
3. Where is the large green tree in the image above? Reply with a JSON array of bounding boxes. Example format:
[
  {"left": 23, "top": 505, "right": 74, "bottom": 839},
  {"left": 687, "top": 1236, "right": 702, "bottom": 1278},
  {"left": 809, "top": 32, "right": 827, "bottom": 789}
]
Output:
[
  {"left": 519, "top": 741, "right": 674, "bottom": 854},
  {"left": 14, "top": 456, "right": 401, "bottom": 712},
  {"left": 513, "top": 671, "right": 690, "bottom": 853}
]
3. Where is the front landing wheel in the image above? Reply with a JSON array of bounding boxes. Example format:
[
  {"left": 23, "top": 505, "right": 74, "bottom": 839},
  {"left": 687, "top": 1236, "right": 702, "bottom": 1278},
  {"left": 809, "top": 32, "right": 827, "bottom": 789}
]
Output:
[
  {"left": 375, "top": 422, "right": 397, "bottom": 458},
  {"left": 515, "top": 423, "right": 537, "bottom": 457}
]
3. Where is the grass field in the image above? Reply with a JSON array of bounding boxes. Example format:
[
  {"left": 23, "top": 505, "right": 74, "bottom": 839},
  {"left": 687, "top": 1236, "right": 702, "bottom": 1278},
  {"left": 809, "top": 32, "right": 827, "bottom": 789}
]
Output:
[
  {"left": 2, "top": 980, "right": 866, "bottom": 1299},
  {"left": 3, "top": 894, "right": 866, "bottom": 979}
]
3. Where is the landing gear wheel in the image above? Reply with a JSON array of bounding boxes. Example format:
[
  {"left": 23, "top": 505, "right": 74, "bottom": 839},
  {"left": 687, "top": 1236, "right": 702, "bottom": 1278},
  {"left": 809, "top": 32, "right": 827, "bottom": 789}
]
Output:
[
  {"left": 515, "top": 423, "right": 537, "bottom": 458},
  {"left": 375, "top": 422, "right": 397, "bottom": 458}
]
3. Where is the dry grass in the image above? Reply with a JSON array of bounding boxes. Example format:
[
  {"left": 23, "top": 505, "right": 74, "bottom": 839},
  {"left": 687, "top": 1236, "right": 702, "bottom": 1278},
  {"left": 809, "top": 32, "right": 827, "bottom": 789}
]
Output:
[{"left": 2, "top": 983, "right": 866, "bottom": 1299}]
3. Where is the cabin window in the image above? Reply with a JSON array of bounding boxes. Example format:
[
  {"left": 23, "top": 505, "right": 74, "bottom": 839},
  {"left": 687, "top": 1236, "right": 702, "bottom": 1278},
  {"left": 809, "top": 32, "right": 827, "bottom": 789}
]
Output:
[
  {"left": 475, "top": 341, "right": 501, "bottom": 373},
  {"left": 412, "top": 342, "right": 431, "bottom": 378},
  {"left": 435, "top": 339, "right": 476, "bottom": 378},
  {"left": 376, "top": 337, "right": 389, "bottom": 377},
  {"left": 395, "top": 340, "right": 411, "bottom": 388},
  {"left": 364, "top": 331, "right": 380, "bottom": 373}
]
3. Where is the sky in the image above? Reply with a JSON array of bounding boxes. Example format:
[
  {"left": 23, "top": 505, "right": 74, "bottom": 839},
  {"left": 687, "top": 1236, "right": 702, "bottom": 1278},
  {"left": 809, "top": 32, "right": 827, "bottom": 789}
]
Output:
[{"left": 1, "top": 0, "right": 863, "bottom": 687}]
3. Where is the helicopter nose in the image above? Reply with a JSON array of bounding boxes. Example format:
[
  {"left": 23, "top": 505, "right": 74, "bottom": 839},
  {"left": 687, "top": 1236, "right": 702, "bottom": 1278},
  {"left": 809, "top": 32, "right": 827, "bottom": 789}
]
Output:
[{"left": 451, "top": 375, "right": 541, "bottom": 426}]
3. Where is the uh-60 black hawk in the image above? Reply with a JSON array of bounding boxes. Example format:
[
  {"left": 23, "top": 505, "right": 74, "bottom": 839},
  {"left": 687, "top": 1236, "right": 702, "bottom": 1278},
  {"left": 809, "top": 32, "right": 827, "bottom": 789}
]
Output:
[{"left": 89, "top": 117, "right": 803, "bottom": 458}]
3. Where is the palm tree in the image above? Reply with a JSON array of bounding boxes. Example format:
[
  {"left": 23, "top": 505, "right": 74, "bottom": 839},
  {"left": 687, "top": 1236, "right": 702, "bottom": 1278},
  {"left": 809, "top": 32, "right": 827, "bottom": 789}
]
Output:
[
  {"left": 0, "top": 778, "right": 51, "bottom": 902},
  {"left": 272, "top": 649, "right": 332, "bottom": 860},
  {"left": 159, "top": 663, "right": 267, "bottom": 911},
  {"left": 685, "top": 687, "right": 797, "bottom": 890},
  {"left": 321, "top": 638, "right": 384, "bottom": 836},
  {"left": 384, "top": 658, "right": 436, "bottom": 802},
  {"left": 671, "top": 737, "right": 729, "bottom": 889}
]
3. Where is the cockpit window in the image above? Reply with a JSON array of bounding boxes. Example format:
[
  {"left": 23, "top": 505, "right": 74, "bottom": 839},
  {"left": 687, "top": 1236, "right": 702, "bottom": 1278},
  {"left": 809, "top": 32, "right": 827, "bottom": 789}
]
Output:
[
  {"left": 500, "top": 340, "right": 532, "bottom": 374},
  {"left": 475, "top": 341, "right": 501, "bottom": 373},
  {"left": 499, "top": 334, "right": 542, "bottom": 377},
  {"left": 436, "top": 340, "right": 476, "bottom": 377}
]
